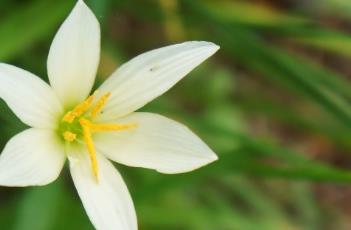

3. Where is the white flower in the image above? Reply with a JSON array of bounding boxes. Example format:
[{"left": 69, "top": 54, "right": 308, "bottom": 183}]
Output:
[{"left": 0, "top": 1, "right": 219, "bottom": 229}]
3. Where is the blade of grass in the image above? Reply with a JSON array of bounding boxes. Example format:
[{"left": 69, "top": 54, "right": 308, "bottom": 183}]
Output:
[
  {"left": 183, "top": 0, "right": 351, "bottom": 131},
  {"left": 0, "top": 0, "right": 74, "bottom": 61}
]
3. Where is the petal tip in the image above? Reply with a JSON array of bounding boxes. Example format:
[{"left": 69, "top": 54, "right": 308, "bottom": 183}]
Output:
[
  {"left": 72, "top": 0, "right": 97, "bottom": 21},
  {"left": 199, "top": 149, "right": 219, "bottom": 168},
  {"left": 205, "top": 42, "right": 220, "bottom": 54},
  {"left": 204, "top": 151, "right": 219, "bottom": 165},
  {"left": 192, "top": 41, "right": 220, "bottom": 57},
  {"left": 76, "top": 0, "right": 88, "bottom": 8},
  {"left": 212, "top": 43, "right": 220, "bottom": 52},
  {"left": 210, "top": 153, "right": 219, "bottom": 162},
  {"left": 195, "top": 41, "right": 220, "bottom": 49}
]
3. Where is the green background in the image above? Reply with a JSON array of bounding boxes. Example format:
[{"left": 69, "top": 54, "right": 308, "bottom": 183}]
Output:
[{"left": 1, "top": 0, "right": 351, "bottom": 229}]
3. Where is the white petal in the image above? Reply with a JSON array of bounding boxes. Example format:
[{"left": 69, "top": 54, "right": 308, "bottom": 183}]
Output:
[
  {"left": 95, "top": 112, "right": 218, "bottom": 174},
  {"left": 47, "top": 0, "right": 100, "bottom": 108},
  {"left": 0, "top": 129, "right": 65, "bottom": 187},
  {"left": 69, "top": 148, "right": 137, "bottom": 230},
  {"left": 96, "top": 41, "right": 219, "bottom": 121},
  {"left": 0, "top": 64, "right": 63, "bottom": 128}
]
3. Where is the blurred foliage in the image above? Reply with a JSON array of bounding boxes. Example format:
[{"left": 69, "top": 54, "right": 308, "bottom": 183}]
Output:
[{"left": 1, "top": 0, "right": 351, "bottom": 229}]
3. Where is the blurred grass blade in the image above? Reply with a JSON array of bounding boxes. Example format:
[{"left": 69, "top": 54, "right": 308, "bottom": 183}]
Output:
[
  {"left": 0, "top": 0, "right": 74, "bottom": 60},
  {"left": 14, "top": 180, "right": 64, "bottom": 230},
  {"left": 203, "top": 1, "right": 351, "bottom": 59},
  {"left": 237, "top": 98, "right": 351, "bottom": 149},
  {"left": 184, "top": 0, "right": 351, "bottom": 130},
  {"left": 202, "top": 0, "right": 307, "bottom": 28}
]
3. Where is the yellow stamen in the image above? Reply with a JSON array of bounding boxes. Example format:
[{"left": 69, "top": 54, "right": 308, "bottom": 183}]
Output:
[
  {"left": 80, "top": 118, "right": 99, "bottom": 182},
  {"left": 91, "top": 92, "right": 111, "bottom": 118},
  {"left": 63, "top": 94, "right": 95, "bottom": 123},
  {"left": 63, "top": 131, "right": 77, "bottom": 142},
  {"left": 84, "top": 120, "right": 137, "bottom": 132},
  {"left": 61, "top": 92, "right": 137, "bottom": 183}
]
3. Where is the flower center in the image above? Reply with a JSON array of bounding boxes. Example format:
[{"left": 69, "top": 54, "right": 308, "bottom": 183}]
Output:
[{"left": 59, "top": 91, "right": 136, "bottom": 182}]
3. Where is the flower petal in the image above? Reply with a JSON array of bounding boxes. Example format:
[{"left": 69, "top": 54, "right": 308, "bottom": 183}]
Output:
[
  {"left": 0, "top": 64, "right": 63, "bottom": 128},
  {"left": 96, "top": 41, "right": 219, "bottom": 121},
  {"left": 69, "top": 148, "right": 137, "bottom": 230},
  {"left": 95, "top": 112, "right": 218, "bottom": 174},
  {"left": 47, "top": 0, "right": 100, "bottom": 107},
  {"left": 0, "top": 128, "right": 65, "bottom": 187}
]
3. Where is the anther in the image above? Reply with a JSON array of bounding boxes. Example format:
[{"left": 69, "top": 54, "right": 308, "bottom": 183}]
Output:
[
  {"left": 63, "top": 131, "right": 77, "bottom": 142},
  {"left": 63, "top": 94, "right": 95, "bottom": 123},
  {"left": 91, "top": 92, "right": 111, "bottom": 118}
]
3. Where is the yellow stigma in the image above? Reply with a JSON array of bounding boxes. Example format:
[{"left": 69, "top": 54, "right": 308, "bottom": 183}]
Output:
[
  {"left": 80, "top": 118, "right": 99, "bottom": 182},
  {"left": 83, "top": 120, "right": 137, "bottom": 132},
  {"left": 60, "top": 92, "right": 137, "bottom": 182}
]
